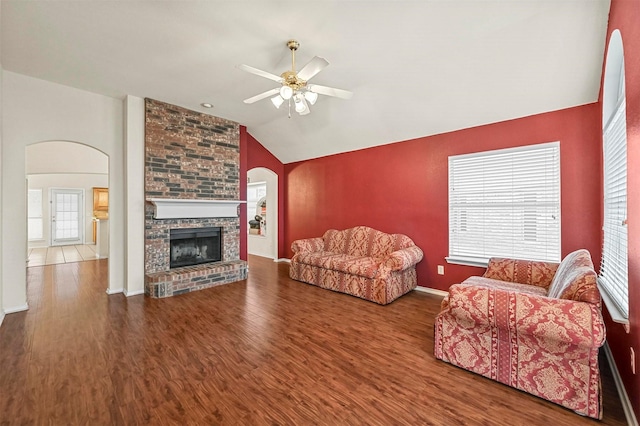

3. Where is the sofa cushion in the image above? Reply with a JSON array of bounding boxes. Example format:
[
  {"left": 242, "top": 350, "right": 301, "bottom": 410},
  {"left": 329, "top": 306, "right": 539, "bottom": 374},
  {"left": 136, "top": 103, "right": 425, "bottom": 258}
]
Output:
[
  {"left": 323, "top": 229, "right": 349, "bottom": 253},
  {"left": 547, "top": 249, "right": 601, "bottom": 306},
  {"left": 345, "top": 226, "right": 376, "bottom": 257},
  {"left": 296, "top": 251, "right": 379, "bottom": 279},
  {"left": 323, "top": 226, "right": 418, "bottom": 259}
]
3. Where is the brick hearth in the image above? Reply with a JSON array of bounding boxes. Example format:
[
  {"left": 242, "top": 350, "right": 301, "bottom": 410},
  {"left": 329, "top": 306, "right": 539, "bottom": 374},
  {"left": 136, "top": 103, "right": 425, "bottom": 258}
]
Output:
[{"left": 144, "top": 98, "right": 247, "bottom": 298}]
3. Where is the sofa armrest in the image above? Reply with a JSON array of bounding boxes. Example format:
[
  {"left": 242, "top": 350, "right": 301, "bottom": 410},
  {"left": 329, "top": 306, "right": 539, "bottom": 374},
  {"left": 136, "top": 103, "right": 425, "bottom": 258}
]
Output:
[
  {"left": 444, "top": 283, "right": 605, "bottom": 348},
  {"left": 291, "top": 237, "right": 324, "bottom": 254},
  {"left": 483, "top": 257, "right": 559, "bottom": 289},
  {"left": 381, "top": 246, "right": 424, "bottom": 271}
]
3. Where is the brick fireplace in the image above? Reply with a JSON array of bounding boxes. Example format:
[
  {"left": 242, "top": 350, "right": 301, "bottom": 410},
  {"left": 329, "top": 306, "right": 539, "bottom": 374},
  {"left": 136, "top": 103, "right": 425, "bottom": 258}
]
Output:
[{"left": 144, "top": 98, "right": 247, "bottom": 298}]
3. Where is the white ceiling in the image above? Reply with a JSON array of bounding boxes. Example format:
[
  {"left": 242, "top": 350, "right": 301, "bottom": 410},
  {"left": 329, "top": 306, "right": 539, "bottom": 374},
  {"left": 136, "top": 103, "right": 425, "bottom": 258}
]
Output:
[{"left": 1, "top": 1, "right": 610, "bottom": 164}]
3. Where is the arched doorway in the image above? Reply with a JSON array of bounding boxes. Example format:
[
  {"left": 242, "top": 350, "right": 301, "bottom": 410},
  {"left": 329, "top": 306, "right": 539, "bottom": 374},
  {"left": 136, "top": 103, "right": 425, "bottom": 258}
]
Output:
[
  {"left": 247, "top": 167, "right": 278, "bottom": 259},
  {"left": 25, "top": 141, "right": 109, "bottom": 285}
]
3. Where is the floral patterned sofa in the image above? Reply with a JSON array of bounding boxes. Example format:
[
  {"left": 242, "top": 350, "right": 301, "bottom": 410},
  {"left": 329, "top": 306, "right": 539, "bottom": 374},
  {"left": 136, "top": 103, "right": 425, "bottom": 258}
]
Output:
[
  {"left": 289, "top": 226, "right": 424, "bottom": 305},
  {"left": 434, "top": 249, "right": 605, "bottom": 419}
]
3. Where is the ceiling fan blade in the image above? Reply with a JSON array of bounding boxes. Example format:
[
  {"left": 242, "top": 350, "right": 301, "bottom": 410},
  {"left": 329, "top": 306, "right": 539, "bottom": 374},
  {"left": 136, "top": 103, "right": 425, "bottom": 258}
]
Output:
[
  {"left": 308, "top": 84, "right": 353, "bottom": 100},
  {"left": 243, "top": 88, "right": 280, "bottom": 104},
  {"left": 237, "top": 64, "right": 282, "bottom": 82},
  {"left": 296, "top": 56, "right": 329, "bottom": 81}
]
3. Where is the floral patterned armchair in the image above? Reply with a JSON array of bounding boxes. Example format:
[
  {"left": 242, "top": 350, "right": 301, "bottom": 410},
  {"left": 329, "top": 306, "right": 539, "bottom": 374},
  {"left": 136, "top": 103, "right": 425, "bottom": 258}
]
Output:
[{"left": 434, "top": 249, "right": 605, "bottom": 419}]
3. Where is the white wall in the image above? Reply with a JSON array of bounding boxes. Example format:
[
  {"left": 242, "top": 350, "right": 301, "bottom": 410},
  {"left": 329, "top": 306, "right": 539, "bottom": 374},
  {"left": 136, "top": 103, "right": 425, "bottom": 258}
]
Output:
[
  {"left": 247, "top": 168, "right": 278, "bottom": 259},
  {"left": 27, "top": 141, "right": 108, "bottom": 174},
  {"left": 0, "top": 3, "right": 4, "bottom": 325},
  {"left": 27, "top": 173, "right": 109, "bottom": 247},
  {"left": 124, "top": 95, "right": 145, "bottom": 296},
  {"left": 2, "top": 71, "right": 125, "bottom": 311}
]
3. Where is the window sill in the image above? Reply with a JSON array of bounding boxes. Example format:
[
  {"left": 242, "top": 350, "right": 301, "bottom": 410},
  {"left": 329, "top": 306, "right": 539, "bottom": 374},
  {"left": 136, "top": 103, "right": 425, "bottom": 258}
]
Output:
[
  {"left": 445, "top": 256, "right": 488, "bottom": 268},
  {"left": 598, "top": 283, "right": 629, "bottom": 329}
]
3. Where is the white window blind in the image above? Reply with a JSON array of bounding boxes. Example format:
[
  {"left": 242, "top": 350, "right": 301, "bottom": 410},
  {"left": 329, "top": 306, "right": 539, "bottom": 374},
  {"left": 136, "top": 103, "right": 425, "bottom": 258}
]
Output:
[
  {"left": 448, "top": 142, "right": 560, "bottom": 266},
  {"left": 599, "top": 97, "right": 628, "bottom": 319}
]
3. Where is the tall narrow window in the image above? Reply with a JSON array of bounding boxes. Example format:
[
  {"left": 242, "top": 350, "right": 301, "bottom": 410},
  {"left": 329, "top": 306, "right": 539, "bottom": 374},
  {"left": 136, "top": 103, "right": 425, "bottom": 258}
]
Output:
[
  {"left": 599, "top": 29, "right": 628, "bottom": 322},
  {"left": 448, "top": 142, "right": 561, "bottom": 266},
  {"left": 28, "top": 189, "right": 43, "bottom": 241}
]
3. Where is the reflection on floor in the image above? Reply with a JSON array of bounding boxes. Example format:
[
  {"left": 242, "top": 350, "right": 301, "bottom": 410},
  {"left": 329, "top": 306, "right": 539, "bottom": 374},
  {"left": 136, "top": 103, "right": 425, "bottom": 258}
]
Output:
[{"left": 27, "top": 244, "right": 100, "bottom": 267}]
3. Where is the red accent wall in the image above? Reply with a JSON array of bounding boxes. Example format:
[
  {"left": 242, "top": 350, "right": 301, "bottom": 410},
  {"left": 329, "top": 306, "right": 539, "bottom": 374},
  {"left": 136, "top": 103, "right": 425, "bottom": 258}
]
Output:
[
  {"left": 284, "top": 104, "right": 602, "bottom": 292},
  {"left": 600, "top": 0, "right": 640, "bottom": 419},
  {"left": 244, "top": 129, "right": 286, "bottom": 259}
]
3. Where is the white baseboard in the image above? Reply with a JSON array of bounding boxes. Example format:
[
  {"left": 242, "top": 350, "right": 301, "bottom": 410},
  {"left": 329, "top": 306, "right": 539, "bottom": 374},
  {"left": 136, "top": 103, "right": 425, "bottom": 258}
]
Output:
[
  {"left": 106, "top": 288, "right": 123, "bottom": 295},
  {"left": 604, "top": 342, "right": 638, "bottom": 426},
  {"left": 124, "top": 289, "right": 144, "bottom": 297},
  {"left": 0, "top": 311, "right": 5, "bottom": 328},
  {"left": 4, "top": 303, "right": 29, "bottom": 314},
  {"left": 275, "top": 258, "right": 291, "bottom": 263},
  {"left": 414, "top": 286, "right": 448, "bottom": 297}
]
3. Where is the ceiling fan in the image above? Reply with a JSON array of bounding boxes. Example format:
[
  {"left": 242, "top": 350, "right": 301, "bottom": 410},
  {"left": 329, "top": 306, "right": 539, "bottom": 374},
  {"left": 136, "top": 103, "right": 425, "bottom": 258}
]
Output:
[{"left": 239, "top": 40, "right": 353, "bottom": 117}]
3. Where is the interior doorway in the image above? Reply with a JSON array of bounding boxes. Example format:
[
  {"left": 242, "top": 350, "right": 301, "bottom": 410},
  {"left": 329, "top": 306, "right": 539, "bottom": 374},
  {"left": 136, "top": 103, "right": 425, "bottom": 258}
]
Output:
[
  {"left": 247, "top": 167, "right": 278, "bottom": 259},
  {"left": 26, "top": 141, "right": 109, "bottom": 272}
]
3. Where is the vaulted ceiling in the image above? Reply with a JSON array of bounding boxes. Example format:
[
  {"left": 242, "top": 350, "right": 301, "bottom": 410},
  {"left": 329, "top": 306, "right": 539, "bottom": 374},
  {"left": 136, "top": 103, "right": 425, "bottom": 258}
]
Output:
[{"left": 1, "top": 1, "right": 610, "bottom": 163}]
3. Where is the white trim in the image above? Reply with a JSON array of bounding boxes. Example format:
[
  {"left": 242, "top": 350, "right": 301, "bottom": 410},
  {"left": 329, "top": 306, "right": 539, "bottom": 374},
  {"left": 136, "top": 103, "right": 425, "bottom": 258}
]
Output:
[
  {"left": 604, "top": 342, "right": 638, "bottom": 426},
  {"left": 445, "top": 256, "right": 488, "bottom": 268},
  {"left": 0, "top": 312, "right": 5, "bottom": 328},
  {"left": 413, "top": 286, "right": 448, "bottom": 297},
  {"left": 106, "top": 288, "right": 124, "bottom": 295},
  {"left": 275, "top": 258, "right": 291, "bottom": 263},
  {"left": 124, "top": 289, "right": 144, "bottom": 297},
  {"left": 598, "top": 282, "right": 629, "bottom": 325},
  {"left": 147, "top": 198, "right": 246, "bottom": 219},
  {"left": 4, "top": 303, "right": 29, "bottom": 314}
]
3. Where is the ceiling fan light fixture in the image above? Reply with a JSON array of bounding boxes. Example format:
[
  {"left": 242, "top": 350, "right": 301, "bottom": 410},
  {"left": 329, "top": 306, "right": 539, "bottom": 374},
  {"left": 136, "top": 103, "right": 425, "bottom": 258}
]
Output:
[
  {"left": 299, "top": 100, "right": 311, "bottom": 115},
  {"left": 271, "top": 95, "right": 284, "bottom": 109},
  {"left": 304, "top": 90, "right": 318, "bottom": 105},
  {"left": 280, "top": 85, "right": 293, "bottom": 100},
  {"left": 294, "top": 95, "right": 306, "bottom": 113}
]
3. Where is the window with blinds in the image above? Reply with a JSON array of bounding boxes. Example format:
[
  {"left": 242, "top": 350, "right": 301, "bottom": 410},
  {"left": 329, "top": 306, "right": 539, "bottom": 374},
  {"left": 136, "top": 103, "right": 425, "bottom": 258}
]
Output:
[
  {"left": 599, "top": 97, "right": 628, "bottom": 319},
  {"left": 447, "top": 142, "right": 560, "bottom": 266}
]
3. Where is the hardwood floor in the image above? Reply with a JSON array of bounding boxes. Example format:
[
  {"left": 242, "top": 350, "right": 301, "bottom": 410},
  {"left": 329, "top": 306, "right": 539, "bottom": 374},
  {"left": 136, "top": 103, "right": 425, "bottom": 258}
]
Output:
[{"left": 0, "top": 255, "right": 627, "bottom": 425}]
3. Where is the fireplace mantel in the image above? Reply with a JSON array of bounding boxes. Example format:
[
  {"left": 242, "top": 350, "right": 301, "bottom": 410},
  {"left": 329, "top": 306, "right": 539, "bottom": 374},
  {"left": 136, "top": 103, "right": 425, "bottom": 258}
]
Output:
[{"left": 147, "top": 198, "right": 246, "bottom": 219}]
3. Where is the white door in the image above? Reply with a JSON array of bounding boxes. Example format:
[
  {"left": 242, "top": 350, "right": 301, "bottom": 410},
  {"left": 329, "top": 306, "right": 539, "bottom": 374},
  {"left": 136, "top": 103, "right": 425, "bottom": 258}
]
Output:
[{"left": 51, "top": 188, "right": 84, "bottom": 246}]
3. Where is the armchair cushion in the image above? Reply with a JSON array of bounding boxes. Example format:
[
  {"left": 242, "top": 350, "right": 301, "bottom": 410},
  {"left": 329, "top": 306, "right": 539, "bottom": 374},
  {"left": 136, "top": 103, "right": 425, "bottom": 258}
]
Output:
[
  {"left": 483, "top": 257, "right": 559, "bottom": 289},
  {"left": 547, "top": 249, "right": 601, "bottom": 307}
]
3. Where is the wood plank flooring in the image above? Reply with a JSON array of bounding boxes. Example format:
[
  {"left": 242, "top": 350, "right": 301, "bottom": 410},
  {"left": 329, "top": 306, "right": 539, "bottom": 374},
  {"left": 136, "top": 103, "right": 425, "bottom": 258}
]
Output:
[{"left": 0, "top": 255, "right": 628, "bottom": 425}]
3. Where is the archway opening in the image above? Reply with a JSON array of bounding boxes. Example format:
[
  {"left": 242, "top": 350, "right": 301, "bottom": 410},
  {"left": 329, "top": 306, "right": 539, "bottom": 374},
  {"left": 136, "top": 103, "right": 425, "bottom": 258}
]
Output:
[
  {"left": 247, "top": 167, "right": 278, "bottom": 259},
  {"left": 25, "top": 141, "right": 110, "bottom": 290}
]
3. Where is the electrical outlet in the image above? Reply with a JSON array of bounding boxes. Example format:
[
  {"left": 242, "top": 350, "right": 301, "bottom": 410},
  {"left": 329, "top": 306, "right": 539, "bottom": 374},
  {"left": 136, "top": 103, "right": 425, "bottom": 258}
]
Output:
[
  {"left": 437, "top": 265, "right": 445, "bottom": 275},
  {"left": 632, "top": 348, "right": 636, "bottom": 374}
]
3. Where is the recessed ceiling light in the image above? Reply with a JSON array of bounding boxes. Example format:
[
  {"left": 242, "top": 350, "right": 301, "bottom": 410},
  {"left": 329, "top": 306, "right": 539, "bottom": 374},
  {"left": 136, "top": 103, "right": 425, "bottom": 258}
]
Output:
[{"left": 200, "top": 103, "right": 213, "bottom": 108}]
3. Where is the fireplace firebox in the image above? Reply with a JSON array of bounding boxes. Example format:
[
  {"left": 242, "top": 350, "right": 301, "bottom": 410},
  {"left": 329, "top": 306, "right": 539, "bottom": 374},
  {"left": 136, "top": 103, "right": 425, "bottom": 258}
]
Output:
[{"left": 169, "top": 227, "right": 222, "bottom": 268}]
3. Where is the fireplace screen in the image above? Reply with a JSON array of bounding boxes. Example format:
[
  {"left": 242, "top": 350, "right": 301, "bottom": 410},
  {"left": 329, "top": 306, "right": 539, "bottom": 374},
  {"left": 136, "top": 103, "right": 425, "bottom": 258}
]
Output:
[{"left": 169, "top": 227, "right": 222, "bottom": 268}]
